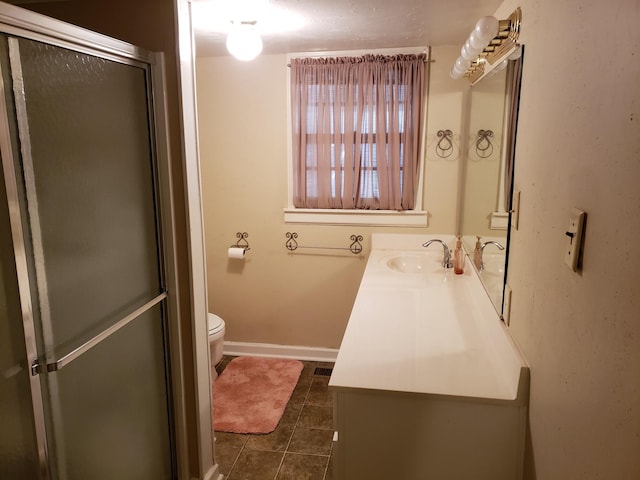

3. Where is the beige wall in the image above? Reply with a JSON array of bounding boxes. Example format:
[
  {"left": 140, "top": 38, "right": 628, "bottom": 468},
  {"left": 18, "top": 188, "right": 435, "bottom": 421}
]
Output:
[
  {"left": 494, "top": 1, "right": 640, "bottom": 478},
  {"left": 196, "top": 46, "right": 462, "bottom": 348}
]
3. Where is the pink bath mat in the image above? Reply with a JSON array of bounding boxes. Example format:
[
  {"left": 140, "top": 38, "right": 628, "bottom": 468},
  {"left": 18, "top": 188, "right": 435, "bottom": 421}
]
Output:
[{"left": 213, "top": 356, "right": 304, "bottom": 434}]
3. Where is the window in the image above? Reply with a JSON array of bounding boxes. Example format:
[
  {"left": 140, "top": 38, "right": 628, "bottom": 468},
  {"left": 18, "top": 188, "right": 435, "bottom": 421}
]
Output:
[{"left": 289, "top": 53, "right": 427, "bottom": 213}]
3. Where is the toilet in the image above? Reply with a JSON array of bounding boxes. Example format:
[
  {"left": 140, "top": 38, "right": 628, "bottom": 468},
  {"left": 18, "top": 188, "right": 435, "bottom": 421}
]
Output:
[{"left": 208, "top": 313, "right": 226, "bottom": 379}]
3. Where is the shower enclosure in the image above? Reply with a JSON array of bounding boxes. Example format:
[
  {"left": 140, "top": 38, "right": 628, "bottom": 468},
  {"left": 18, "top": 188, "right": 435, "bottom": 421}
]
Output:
[{"left": 0, "top": 7, "right": 178, "bottom": 480}]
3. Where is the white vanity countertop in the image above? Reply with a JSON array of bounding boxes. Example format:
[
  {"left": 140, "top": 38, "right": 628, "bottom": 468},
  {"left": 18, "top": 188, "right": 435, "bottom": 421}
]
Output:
[{"left": 329, "top": 234, "right": 528, "bottom": 402}]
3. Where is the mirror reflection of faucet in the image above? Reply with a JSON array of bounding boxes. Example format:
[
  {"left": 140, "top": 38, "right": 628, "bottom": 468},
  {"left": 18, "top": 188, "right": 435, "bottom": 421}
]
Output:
[
  {"left": 422, "top": 239, "right": 453, "bottom": 269},
  {"left": 473, "top": 235, "right": 505, "bottom": 271}
]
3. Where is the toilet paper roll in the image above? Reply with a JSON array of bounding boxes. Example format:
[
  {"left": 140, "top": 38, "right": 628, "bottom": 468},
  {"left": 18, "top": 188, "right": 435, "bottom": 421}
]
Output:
[{"left": 227, "top": 247, "right": 246, "bottom": 259}]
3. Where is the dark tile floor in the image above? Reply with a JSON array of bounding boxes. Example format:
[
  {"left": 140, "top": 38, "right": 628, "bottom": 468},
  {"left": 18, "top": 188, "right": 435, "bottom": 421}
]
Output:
[{"left": 213, "top": 356, "right": 335, "bottom": 480}]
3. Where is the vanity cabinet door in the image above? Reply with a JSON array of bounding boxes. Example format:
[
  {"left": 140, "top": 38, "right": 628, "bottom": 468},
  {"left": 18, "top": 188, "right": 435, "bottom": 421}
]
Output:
[{"left": 333, "top": 389, "right": 525, "bottom": 480}]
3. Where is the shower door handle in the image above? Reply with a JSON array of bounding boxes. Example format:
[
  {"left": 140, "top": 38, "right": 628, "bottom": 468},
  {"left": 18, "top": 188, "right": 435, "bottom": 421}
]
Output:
[{"left": 31, "top": 291, "right": 167, "bottom": 375}]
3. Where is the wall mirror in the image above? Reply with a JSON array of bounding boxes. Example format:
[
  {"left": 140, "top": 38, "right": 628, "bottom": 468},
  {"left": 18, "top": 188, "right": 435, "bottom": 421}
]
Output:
[{"left": 459, "top": 51, "right": 524, "bottom": 315}]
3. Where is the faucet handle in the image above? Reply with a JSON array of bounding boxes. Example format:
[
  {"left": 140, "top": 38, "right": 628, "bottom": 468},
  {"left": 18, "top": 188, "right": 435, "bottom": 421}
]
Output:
[{"left": 443, "top": 252, "right": 453, "bottom": 269}]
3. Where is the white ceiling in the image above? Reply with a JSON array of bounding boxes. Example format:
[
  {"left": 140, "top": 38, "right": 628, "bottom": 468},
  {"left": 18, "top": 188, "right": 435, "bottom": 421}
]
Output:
[{"left": 193, "top": 0, "right": 504, "bottom": 58}]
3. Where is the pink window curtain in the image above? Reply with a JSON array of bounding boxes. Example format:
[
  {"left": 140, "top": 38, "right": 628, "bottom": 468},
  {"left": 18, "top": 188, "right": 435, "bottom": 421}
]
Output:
[{"left": 290, "top": 54, "right": 426, "bottom": 210}]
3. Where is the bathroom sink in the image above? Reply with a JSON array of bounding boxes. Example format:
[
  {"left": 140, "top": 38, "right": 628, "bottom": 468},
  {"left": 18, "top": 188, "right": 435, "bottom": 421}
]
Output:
[{"left": 385, "top": 254, "right": 432, "bottom": 274}]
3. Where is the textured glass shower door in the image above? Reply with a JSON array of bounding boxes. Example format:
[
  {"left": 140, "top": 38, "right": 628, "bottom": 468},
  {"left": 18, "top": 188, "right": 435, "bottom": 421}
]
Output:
[{"left": 0, "top": 34, "right": 174, "bottom": 479}]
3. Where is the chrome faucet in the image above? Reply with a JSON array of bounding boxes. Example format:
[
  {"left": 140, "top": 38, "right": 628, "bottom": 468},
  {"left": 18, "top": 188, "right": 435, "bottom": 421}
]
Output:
[
  {"left": 478, "top": 240, "right": 505, "bottom": 271},
  {"left": 422, "top": 239, "right": 453, "bottom": 269}
]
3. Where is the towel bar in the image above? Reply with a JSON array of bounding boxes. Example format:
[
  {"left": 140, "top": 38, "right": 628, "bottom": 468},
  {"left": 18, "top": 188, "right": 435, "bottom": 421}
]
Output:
[{"left": 285, "top": 232, "right": 363, "bottom": 255}]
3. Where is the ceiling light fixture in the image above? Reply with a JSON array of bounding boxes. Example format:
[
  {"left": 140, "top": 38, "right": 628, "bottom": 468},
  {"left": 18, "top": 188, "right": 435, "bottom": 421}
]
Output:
[
  {"left": 226, "top": 21, "right": 263, "bottom": 61},
  {"left": 191, "top": 0, "right": 305, "bottom": 58}
]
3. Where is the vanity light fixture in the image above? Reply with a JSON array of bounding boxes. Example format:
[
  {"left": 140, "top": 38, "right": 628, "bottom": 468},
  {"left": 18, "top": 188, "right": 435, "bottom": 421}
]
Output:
[{"left": 451, "top": 7, "right": 522, "bottom": 85}]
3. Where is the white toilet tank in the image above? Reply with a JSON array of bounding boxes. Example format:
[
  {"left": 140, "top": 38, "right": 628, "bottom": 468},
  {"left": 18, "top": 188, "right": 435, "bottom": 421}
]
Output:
[{"left": 208, "top": 313, "right": 225, "bottom": 375}]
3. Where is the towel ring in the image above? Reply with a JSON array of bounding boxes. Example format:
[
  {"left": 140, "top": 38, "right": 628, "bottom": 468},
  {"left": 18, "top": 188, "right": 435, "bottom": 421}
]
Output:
[
  {"left": 436, "top": 129, "right": 454, "bottom": 158},
  {"left": 475, "top": 129, "right": 494, "bottom": 158}
]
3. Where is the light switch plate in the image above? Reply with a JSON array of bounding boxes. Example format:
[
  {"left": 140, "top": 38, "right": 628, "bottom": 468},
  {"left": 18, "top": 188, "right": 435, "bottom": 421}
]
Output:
[
  {"left": 511, "top": 190, "right": 521, "bottom": 230},
  {"left": 564, "top": 208, "right": 585, "bottom": 271},
  {"left": 502, "top": 284, "right": 512, "bottom": 326}
]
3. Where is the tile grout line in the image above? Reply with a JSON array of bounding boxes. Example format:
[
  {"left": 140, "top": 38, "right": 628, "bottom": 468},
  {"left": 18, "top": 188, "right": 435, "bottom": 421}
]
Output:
[
  {"left": 214, "top": 358, "right": 247, "bottom": 480},
  {"left": 322, "top": 441, "right": 334, "bottom": 480},
  {"left": 273, "top": 361, "right": 315, "bottom": 479},
  {"left": 281, "top": 450, "right": 332, "bottom": 458},
  {"left": 224, "top": 435, "right": 247, "bottom": 480},
  {"left": 316, "top": 369, "right": 335, "bottom": 480},
  {"left": 321, "top": 373, "right": 334, "bottom": 480}
]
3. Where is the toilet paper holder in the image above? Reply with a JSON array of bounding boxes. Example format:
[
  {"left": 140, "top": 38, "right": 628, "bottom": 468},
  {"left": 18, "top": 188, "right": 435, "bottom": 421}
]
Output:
[{"left": 230, "top": 232, "right": 250, "bottom": 252}]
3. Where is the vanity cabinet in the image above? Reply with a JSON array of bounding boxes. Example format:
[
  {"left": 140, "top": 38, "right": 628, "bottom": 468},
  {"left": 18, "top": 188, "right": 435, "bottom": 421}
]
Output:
[
  {"left": 329, "top": 234, "right": 529, "bottom": 480},
  {"left": 331, "top": 388, "right": 527, "bottom": 480}
]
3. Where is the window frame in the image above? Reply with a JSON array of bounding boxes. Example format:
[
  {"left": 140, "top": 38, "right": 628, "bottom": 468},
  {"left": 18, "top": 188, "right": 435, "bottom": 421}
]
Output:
[{"left": 285, "top": 47, "right": 430, "bottom": 227}]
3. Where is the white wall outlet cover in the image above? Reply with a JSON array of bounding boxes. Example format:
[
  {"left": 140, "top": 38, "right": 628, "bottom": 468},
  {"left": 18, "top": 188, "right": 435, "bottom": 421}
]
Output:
[{"left": 564, "top": 208, "right": 585, "bottom": 271}]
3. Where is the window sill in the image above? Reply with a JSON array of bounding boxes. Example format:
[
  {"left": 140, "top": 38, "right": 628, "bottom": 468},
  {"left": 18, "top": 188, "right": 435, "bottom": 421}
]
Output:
[{"left": 283, "top": 208, "right": 429, "bottom": 227}]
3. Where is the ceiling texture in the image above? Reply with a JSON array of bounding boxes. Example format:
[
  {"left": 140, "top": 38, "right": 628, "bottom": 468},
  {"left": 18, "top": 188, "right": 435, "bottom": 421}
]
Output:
[
  {"left": 4, "top": 0, "right": 505, "bottom": 58},
  {"left": 193, "top": 0, "right": 504, "bottom": 58}
]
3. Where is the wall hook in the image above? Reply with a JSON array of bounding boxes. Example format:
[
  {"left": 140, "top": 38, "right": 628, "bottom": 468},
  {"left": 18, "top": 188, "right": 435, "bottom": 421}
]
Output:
[
  {"left": 475, "top": 129, "right": 494, "bottom": 158},
  {"left": 285, "top": 232, "right": 299, "bottom": 251},
  {"left": 349, "top": 235, "right": 364, "bottom": 254},
  {"left": 435, "top": 129, "right": 454, "bottom": 158},
  {"left": 232, "top": 232, "right": 250, "bottom": 251}
]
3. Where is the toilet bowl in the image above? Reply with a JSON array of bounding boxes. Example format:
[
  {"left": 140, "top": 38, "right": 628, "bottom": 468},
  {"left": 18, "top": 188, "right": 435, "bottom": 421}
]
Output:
[{"left": 208, "top": 313, "right": 226, "bottom": 379}]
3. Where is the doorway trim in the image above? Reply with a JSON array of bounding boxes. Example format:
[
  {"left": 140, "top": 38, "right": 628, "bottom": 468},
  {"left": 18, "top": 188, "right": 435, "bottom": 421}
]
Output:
[{"left": 174, "top": 1, "right": 218, "bottom": 479}]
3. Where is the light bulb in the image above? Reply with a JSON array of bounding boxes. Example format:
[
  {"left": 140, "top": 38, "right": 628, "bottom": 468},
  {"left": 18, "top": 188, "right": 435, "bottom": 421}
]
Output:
[
  {"left": 226, "top": 23, "right": 263, "bottom": 61},
  {"left": 455, "top": 56, "right": 471, "bottom": 71},
  {"left": 450, "top": 65, "right": 465, "bottom": 80},
  {"left": 450, "top": 56, "right": 469, "bottom": 79},
  {"left": 508, "top": 45, "right": 522, "bottom": 60},
  {"left": 495, "top": 59, "right": 509, "bottom": 72},
  {"left": 469, "top": 30, "right": 486, "bottom": 50},
  {"left": 461, "top": 41, "right": 478, "bottom": 61},
  {"left": 474, "top": 16, "right": 499, "bottom": 44}
]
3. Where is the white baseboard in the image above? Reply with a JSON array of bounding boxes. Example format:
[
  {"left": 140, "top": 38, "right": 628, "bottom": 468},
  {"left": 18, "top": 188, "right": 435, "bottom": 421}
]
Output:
[
  {"left": 223, "top": 341, "right": 338, "bottom": 362},
  {"left": 197, "top": 463, "right": 220, "bottom": 480}
]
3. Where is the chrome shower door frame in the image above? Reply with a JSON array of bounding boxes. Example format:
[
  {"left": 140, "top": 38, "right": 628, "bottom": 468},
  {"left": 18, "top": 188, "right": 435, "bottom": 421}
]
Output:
[{"left": 0, "top": 4, "right": 185, "bottom": 479}]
